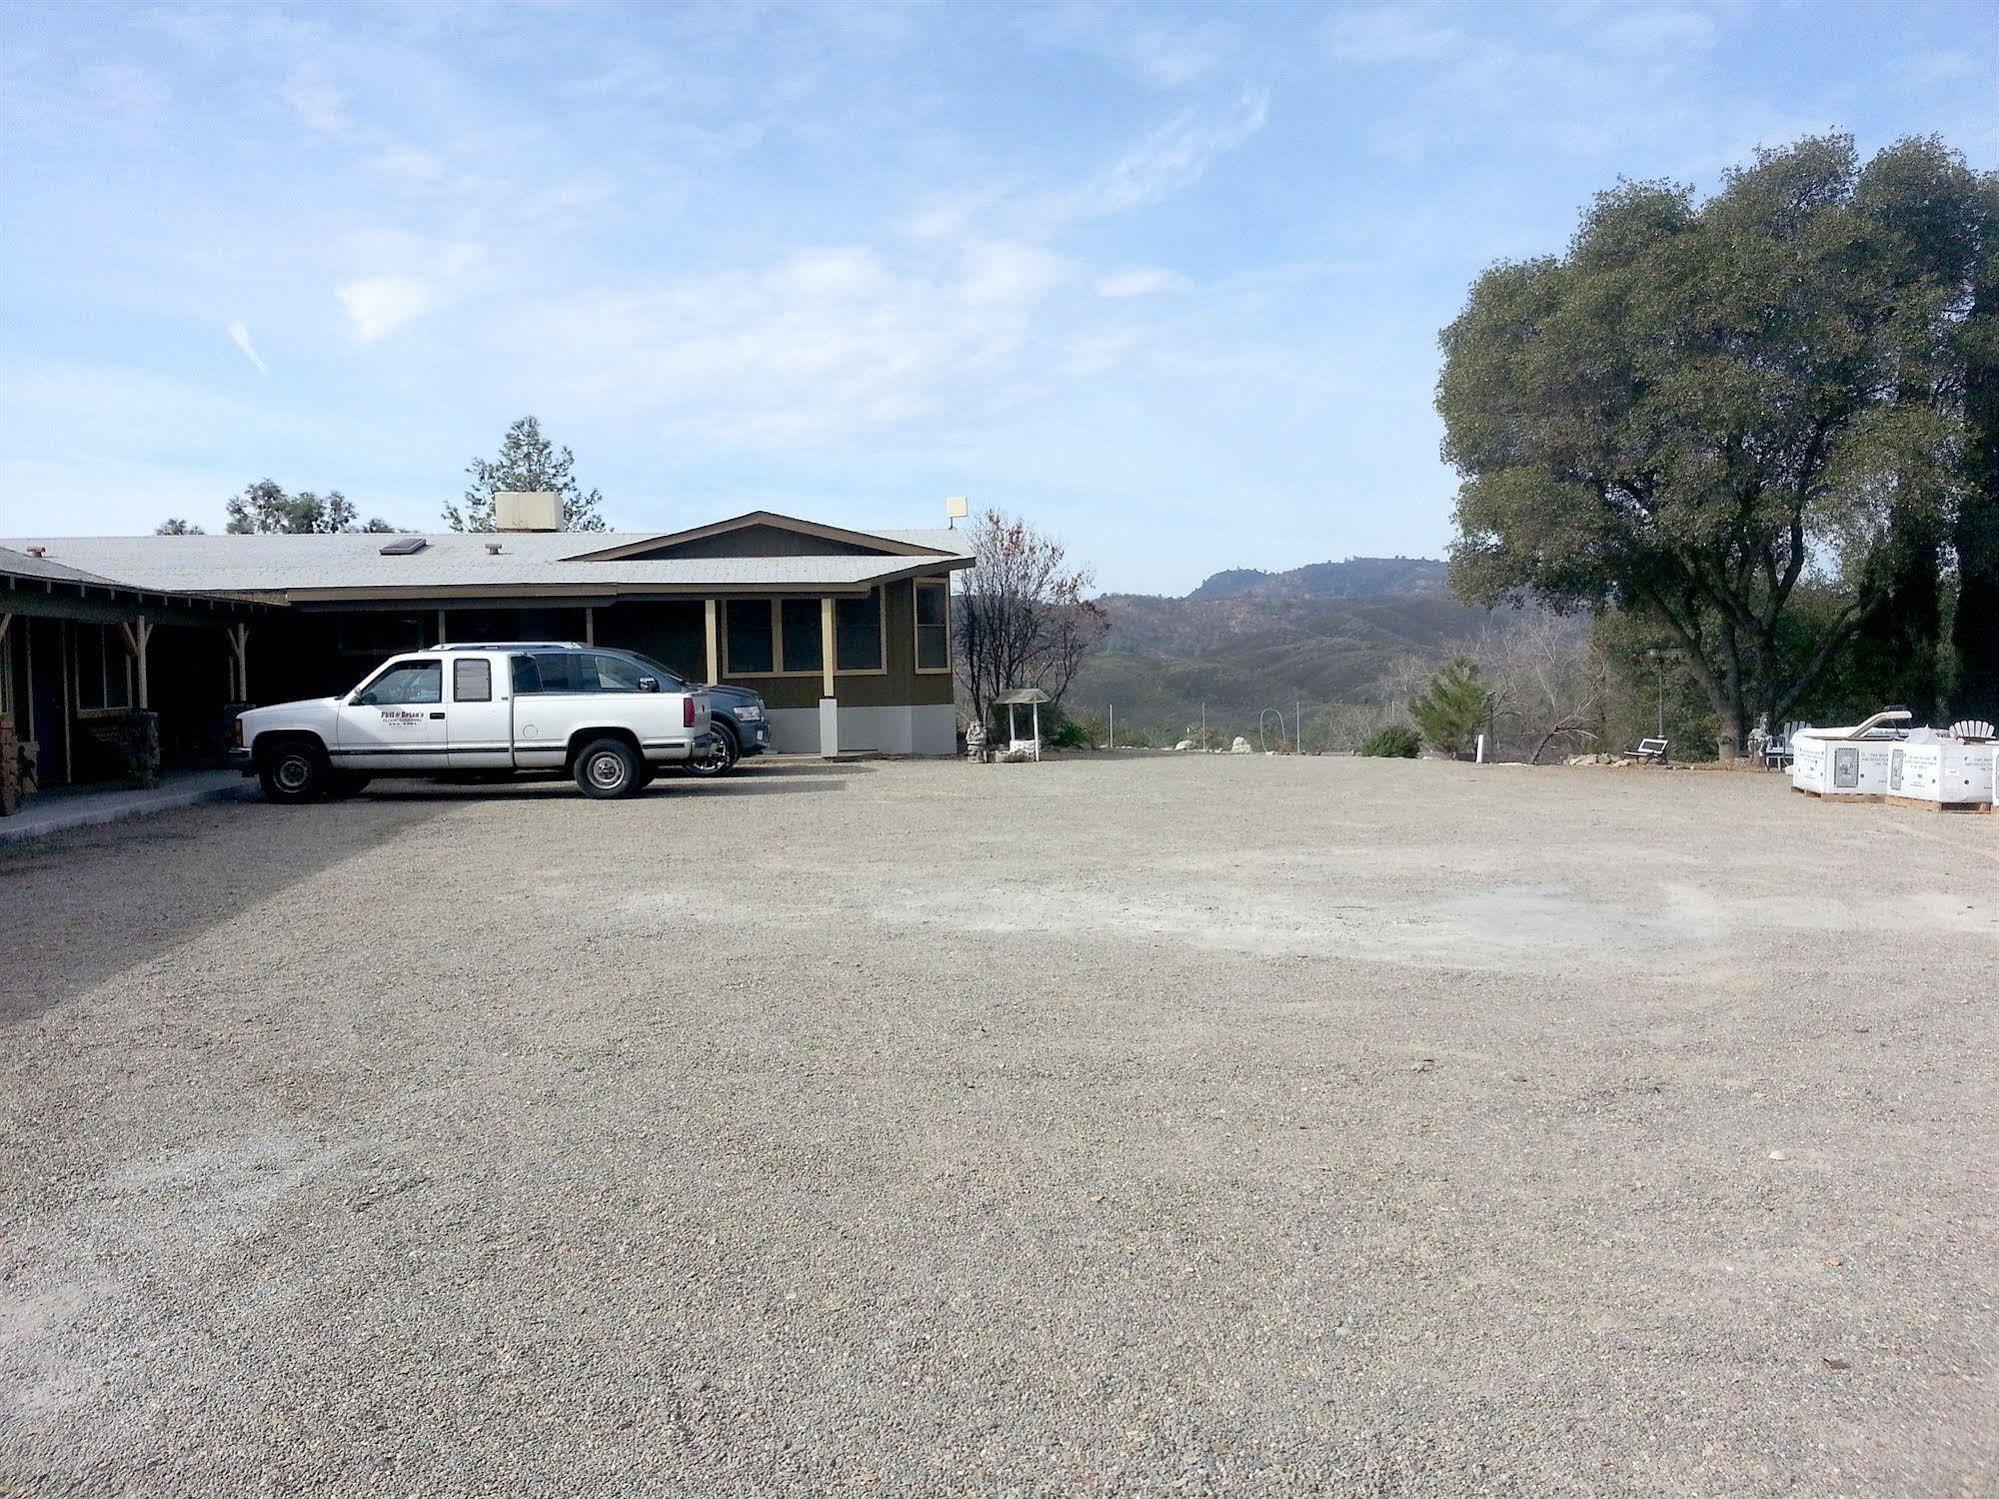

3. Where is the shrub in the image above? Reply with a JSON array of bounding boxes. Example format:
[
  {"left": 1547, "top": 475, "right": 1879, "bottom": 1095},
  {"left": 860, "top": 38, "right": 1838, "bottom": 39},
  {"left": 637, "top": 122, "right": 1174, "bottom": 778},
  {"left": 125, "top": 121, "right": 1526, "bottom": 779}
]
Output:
[
  {"left": 1360, "top": 722, "right": 1422, "bottom": 758},
  {"left": 1046, "top": 707, "right": 1097, "bottom": 749}
]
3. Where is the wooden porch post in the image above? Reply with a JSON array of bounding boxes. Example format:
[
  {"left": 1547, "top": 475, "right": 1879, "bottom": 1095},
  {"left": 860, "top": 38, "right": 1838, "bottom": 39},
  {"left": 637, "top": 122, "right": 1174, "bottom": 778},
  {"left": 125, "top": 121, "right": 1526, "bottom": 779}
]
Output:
[
  {"left": 819, "top": 597, "right": 835, "bottom": 699},
  {"left": 226, "top": 622, "right": 250, "bottom": 700},
  {"left": 704, "top": 599, "right": 719, "bottom": 683},
  {"left": 818, "top": 596, "right": 838, "bottom": 758},
  {"left": 116, "top": 615, "right": 154, "bottom": 710}
]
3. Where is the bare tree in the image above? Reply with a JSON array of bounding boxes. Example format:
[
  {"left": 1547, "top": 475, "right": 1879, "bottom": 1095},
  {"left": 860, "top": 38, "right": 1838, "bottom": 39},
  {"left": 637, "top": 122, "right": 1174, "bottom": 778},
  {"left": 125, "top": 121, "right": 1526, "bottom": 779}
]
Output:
[
  {"left": 955, "top": 509, "right": 1107, "bottom": 733},
  {"left": 1469, "top": 611, "right": 1609, "bottom": 762}
]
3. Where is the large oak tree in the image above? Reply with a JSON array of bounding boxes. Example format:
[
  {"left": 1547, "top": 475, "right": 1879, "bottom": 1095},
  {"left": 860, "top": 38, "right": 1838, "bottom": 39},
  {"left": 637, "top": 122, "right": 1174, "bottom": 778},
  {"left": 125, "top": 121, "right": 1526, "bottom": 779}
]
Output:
[{"left": 1439, "top": 134, "right": 1996, "bottom": 755}]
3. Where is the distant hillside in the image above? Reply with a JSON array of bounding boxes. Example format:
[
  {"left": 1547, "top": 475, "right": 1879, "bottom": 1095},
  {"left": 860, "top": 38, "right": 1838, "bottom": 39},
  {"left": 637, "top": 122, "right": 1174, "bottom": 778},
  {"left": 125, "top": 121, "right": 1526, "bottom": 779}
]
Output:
[
  {"left": 1185, "top": 556, "right": 1447, "bottom": 603},
  {"left": 1071, "top": 556, "right": 1487, "bottom": 736}
]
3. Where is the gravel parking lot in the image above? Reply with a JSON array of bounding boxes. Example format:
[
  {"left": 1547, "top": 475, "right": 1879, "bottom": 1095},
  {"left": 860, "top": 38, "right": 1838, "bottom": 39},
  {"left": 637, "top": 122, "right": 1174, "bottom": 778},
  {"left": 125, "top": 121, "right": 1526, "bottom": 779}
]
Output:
[{"left": 3, "top": 754, "right": 1994, "bottom": 1497}]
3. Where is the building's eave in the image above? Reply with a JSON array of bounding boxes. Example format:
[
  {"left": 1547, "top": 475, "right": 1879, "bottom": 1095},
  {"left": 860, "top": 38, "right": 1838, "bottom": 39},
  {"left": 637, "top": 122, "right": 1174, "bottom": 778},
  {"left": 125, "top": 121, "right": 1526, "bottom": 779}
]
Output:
[{"left": 562, "top": 510, "right": 957, "bottom": 562}]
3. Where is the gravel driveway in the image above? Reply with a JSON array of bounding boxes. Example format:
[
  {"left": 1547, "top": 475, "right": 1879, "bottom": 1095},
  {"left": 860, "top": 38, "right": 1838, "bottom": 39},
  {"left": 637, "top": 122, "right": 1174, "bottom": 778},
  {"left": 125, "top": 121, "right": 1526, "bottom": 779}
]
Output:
[{"left": 3, "top": 755, "right": 1994, "bottom": 1496}]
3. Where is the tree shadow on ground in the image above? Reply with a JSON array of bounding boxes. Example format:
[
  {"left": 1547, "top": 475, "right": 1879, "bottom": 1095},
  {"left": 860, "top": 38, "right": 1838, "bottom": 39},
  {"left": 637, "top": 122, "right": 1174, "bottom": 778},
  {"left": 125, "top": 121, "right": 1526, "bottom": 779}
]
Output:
[{"left": 1, "top": 797, "right": 461, "bottom": 1022}]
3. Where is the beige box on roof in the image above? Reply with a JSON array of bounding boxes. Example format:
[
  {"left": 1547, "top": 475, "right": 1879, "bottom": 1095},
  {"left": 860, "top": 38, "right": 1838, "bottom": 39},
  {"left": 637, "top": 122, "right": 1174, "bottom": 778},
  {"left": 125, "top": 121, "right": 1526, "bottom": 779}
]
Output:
[{"left": 494, "top": 491, "right": 561, "bottom": 531}]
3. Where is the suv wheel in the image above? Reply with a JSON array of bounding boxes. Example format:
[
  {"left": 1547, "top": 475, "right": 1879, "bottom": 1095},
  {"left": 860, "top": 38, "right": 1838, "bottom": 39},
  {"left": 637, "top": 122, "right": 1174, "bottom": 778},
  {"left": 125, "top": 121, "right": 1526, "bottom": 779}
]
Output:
[
  {"left": 575, "top": 737, "right": 641, "bottom": 799},
  {"left": 259, "top": 742, "right": 327, "bottom": 804},
  {"left": 686, "top": 722, "right": 738, "bottom": 777}
]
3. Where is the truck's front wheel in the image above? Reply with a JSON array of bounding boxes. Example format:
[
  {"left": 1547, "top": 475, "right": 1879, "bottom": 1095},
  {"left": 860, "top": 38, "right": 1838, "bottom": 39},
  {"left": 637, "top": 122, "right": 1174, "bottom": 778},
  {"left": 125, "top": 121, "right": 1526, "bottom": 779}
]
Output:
[
  {"left": 259, "top": 741, "right": 328, "bottom": 804},
  {"left": 574, "top": 738, "right": 641, "bottom": 799}
]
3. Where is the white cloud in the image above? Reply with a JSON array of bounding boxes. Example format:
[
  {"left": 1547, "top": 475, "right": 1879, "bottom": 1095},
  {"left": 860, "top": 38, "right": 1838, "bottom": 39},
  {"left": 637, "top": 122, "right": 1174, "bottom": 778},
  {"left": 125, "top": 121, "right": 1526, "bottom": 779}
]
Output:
[
  {"left": 84, "top": 65, "right": 170, "bottom": 131},
  {"left": 279, "top": 65, "right": 348, "bottom": 134},
  {"left": 338, "top": 277, "right": 432, "bottom": 342},
  {"left": 491, "top": 232, "right": 1082, "bottom": 447},
  {"left": 1095, "top": 267, "right": 1189, "bottom": 299},
  {"left": 1593, "top": 8, "right": 1717, "bottom": 56},
  {"left": 1019, "top": 5, "right": 1236, "bottom": 89},
  {"left": 226, "top": 321, "right": 268, "bottom": 375},
  {"left": 1325, "top": 9, "right": 1461, "bottom": 63},
  {"left": 1083, "top": 91, "right": 1270, "bottom": 216},
  {"left": 960, "top": 242, "right": 1073, "bottom": 306}
]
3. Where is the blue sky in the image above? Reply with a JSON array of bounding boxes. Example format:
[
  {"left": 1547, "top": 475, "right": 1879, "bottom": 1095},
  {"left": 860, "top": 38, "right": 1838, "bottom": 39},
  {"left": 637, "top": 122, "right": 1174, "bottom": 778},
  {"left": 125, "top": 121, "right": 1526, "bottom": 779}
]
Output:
[{"left": 1, "top": 1, "right": 1993, "bottom": 594}]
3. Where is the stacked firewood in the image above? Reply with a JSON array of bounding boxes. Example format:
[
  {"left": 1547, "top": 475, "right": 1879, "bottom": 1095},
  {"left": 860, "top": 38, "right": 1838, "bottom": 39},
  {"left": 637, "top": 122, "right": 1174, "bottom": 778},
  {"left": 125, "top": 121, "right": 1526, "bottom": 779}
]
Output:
[{"left": 0, "top": 714, "right": 19, "bottom": 816}]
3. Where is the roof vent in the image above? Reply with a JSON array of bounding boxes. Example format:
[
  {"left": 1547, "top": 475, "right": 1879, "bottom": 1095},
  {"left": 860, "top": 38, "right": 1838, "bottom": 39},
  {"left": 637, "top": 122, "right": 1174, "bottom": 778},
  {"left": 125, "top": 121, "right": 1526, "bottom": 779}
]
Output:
[
  {"left": 485, "top": 541, "right": 503, "bottom": 555},
  {"left": 25, "top": 546, "right": 46, "bottom": 558},
  {"left": 495, "top": 491, "right": 561, "bottom": 532},
  {"left": 378, "top": 537, "right": 428, "bottom": 556}
]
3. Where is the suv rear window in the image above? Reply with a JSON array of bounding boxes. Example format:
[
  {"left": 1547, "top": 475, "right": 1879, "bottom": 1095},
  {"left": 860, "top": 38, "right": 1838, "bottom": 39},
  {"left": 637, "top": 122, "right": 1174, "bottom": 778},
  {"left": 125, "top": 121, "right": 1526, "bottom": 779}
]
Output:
[
  {"left": 511, "top": 655, "right": 544, "bottom": 695},
  {"left": 527, "top": 652, "right": 576, "bottom": 693}
]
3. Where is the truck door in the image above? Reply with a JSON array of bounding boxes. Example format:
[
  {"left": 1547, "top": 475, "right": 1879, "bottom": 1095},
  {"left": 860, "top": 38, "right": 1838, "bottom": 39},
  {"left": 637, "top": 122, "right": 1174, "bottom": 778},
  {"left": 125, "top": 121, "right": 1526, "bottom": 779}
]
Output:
[
  {"left": 334, "top": 656, "right": 450, "bottom": 771},
  {"left": 444, "top": 655, "right": 514, "bottom": 769}
]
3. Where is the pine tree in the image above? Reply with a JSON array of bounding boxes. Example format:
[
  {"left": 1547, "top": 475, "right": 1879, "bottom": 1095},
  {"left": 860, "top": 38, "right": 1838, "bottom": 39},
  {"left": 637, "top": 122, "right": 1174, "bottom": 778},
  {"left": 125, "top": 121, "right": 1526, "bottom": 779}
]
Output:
[
  {"left": 1409, "top": 657, "right": 1490, "bottom": 759},
  {"left": 155, "top": 518, "right": 205, "bottom": 535},
  {"left": 446, "top": 416, "right": 607, "bottom": 532}
]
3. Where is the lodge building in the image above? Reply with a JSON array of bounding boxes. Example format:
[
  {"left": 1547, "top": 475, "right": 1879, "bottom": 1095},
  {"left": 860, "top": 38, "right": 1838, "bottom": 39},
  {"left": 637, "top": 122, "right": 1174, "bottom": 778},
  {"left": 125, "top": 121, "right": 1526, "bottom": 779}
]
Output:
[{"left": 0, "top": 508, "right": 972, "bottom": 796}]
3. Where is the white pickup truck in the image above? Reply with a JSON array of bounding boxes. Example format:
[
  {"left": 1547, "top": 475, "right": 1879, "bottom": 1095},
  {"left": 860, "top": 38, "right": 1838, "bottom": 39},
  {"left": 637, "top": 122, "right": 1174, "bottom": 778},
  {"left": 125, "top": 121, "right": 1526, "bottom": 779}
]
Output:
[{"left": 230, "top": 642, "right": 712, "bottom": 802}]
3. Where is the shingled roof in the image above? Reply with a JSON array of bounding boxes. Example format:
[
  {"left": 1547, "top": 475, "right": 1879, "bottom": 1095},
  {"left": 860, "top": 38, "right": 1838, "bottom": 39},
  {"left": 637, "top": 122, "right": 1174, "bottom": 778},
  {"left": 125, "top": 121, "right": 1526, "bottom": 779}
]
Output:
[{"left": 0, "top": 515, "right": 974, "bottom": 602}]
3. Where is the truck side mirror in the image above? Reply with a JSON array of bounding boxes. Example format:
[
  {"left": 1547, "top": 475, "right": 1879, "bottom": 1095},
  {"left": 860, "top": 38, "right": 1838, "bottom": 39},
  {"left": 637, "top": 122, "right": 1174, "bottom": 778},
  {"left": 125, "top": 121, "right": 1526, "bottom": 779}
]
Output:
[
  {"left": 354, "top": 690, "right": 378, "bottom": 707},
  {"left": 637, "top": 676, "right": 660, "bottom": 693}
]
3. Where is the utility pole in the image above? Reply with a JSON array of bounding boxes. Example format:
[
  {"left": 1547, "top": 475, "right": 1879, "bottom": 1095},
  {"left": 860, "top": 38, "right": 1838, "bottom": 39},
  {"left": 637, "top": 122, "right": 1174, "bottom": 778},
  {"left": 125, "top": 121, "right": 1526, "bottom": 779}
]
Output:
[{"left": 1108, "top": 703, "right": 1115, "bottom": 751}]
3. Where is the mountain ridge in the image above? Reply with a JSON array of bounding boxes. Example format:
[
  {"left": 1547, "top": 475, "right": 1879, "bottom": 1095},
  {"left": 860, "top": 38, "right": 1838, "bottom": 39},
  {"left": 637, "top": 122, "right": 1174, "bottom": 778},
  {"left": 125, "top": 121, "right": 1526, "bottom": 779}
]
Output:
[{"left": 1071, "top": 554, "right": 1485, "bottom": 734}]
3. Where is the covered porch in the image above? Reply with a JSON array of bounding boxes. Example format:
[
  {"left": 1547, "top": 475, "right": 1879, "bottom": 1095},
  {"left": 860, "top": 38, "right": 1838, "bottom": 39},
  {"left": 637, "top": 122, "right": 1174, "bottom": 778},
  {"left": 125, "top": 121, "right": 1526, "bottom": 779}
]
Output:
[{"left": 1, "top": 549, "right": 262, "bottom": 806}]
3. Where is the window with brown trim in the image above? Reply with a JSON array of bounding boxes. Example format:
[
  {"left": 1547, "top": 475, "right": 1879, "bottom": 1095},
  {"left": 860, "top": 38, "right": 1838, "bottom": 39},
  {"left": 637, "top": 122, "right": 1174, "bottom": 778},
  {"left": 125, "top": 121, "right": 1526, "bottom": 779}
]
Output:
[
  {"left": 780, "top": 599, "right": 823, "bottom": 674},
  {"left": 725, "top": 599, "right": 774, "bottom": 674},
  {"left": 835, "top": 592, "right": 883, "bottom": 672},
  {"left": 914, "top": 578, "right": 951, "bottom": 672}
]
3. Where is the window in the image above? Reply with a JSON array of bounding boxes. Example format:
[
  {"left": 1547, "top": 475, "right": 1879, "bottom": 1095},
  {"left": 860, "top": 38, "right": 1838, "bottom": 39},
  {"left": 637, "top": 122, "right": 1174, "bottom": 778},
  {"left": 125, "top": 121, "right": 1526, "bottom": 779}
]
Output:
[
  {"left": 453, "top": 658, "right": 492, "bottom": 703},
  {"left": 587, "top": 653, "right": 649, "bottom": 692},
  {"left": 780, "top": 599, "right": 823, "bottom": 674},
  {"left": 725, "top": 599, "right": 774, "bottom": 674},
  {"left": 511, "top": 654, "right": 543, "bottom": 696},
  {"left": 914, "top": 579, "right": 950, "bottom": 672},
  {"left": 357, "top": 659, "right": 442, "bottom": 706},
  {"left": 75, "top": 624, "right": 132, "bottom": 712},
  {"left": 835, "top": 592, "right": 883, "bottom": 672},
  {"left": 529, "top": 652, "right": 577, "bottom": 693}
]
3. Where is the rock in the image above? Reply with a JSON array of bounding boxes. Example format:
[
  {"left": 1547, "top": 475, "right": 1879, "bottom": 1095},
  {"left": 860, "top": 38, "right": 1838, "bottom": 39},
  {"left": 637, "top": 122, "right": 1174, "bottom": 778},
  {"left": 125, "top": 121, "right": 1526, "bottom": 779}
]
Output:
[
  {"left": 1173, "top": 739, "right": 1194, "bottom": 752},
  {"left": 1230, "top": 736, "right": 1252, "bottom": 754}
]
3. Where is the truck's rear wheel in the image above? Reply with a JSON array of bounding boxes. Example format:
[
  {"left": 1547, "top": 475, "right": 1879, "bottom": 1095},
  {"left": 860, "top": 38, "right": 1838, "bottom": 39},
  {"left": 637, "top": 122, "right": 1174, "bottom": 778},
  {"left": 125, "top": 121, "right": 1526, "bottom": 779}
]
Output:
[
  {"left": 259, "top": 742, "right": 328, "bottom": 804},
  {"left": 575, "top": 738, "right": 640, "bottom": 799}
]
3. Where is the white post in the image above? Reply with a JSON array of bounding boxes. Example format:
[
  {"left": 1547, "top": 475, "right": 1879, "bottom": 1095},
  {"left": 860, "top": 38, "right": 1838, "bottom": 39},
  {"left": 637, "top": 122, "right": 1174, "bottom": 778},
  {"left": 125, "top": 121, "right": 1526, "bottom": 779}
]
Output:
[
  {"left": 1032, "top": 701, "right": 1041, "bottom": 761},
  {"left": 818, "top": 596, "right": 838, "bottom": 757},
  {"left": 1476, "top": 732, "right": 1486, "bottom": 764},
  {"left": 704, "top": 599, "right": 719, "bottom": 683}
]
